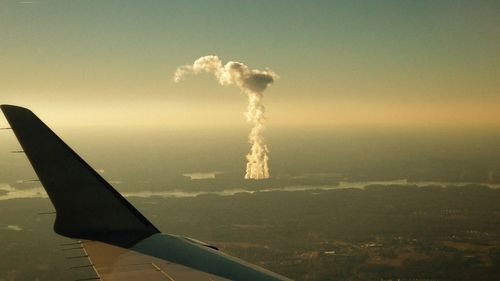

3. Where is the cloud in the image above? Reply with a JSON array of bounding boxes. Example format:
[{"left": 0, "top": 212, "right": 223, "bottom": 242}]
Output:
[
  {"left": 174, "top": 56, "right": 277, "bottom": 94},
  {"left": 6, "top": 225, "right": 22, "bottom": 231},
  {"left": 174, "top": 55, "right": 278, "bottom": 180}
]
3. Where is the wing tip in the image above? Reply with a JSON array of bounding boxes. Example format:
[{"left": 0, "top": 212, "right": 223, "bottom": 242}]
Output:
[{"left": 1, "top": 104, "right": 32, "bottom": 114}]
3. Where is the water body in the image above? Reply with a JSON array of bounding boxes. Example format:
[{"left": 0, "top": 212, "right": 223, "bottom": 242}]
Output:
[
  {"left": 1, "top": 127, "right": 500, "bottom": 199},
  {"left": 2, "top": 179, "right": 499, "bottom": 201}
]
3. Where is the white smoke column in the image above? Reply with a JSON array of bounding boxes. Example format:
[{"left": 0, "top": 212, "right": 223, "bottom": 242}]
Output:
[{"left": 174, "top": 56, "right": 277, "bottom": 180}]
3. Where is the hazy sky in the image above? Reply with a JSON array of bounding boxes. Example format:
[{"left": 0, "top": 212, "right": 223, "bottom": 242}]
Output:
[{"left": 0, "top": 0, "right": 498, "bottom": 127}]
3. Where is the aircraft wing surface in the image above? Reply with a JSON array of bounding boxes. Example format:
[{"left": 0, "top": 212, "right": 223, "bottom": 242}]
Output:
[
  {"left": 79, "top": 239, "right": 231, "bottom": 280},
  {"left": 1, "top": 104, "right": 291, "bottom": 281}
]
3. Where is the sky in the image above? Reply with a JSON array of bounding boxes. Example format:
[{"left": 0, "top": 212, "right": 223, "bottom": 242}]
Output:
[{"left": 0, "top": 0, "right": 499, "bottom": 128}]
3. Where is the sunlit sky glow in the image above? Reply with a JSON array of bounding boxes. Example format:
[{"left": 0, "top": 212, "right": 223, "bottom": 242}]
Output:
[{"left": 1, "top": 0, "right": 499, "bottom": 127}]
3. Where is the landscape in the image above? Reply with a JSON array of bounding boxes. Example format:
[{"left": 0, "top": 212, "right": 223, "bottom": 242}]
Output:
[
  {"left": 1, "top": 1, "right": 499, "bottom": 280},
  {"left": 1, "top": 127, "right": 499, "bottom": 280}
]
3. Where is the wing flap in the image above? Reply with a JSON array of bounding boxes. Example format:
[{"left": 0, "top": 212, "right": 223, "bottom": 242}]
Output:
[{"left": 82, "top": 240, "right": 230, "bottom": 281}]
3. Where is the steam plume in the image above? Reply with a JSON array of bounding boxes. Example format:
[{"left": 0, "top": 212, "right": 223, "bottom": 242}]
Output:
[{"left": 174, "top": 56, "right": 277, "bottom": 180}]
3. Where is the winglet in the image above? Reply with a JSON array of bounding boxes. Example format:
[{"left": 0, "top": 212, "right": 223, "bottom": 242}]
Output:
[{"left": 1, "top": 105, "right": 159, "bottom": 245}]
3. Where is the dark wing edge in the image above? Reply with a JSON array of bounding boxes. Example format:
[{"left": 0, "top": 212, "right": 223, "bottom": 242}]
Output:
[{"left": 1, "top": 104, "right": 159, "bottom": 246}]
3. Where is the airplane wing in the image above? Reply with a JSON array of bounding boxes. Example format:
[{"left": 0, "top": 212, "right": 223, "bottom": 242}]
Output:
[
  {"left": 1, "top": 104, "right": 291, "bottom": 281},
  {"left": 77, "top": 239, "right": 233, "bottom": 280}
]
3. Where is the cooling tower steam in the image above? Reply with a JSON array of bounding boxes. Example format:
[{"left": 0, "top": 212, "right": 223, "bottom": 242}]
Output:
[{"left": 174, "top": 56, "right": 277, "bottom": 180}]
